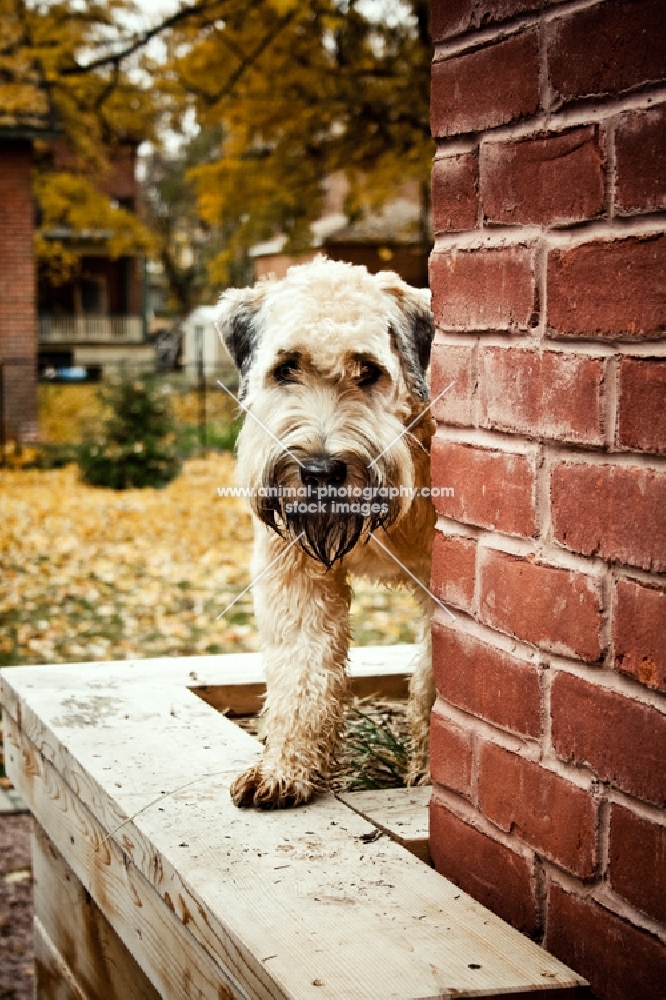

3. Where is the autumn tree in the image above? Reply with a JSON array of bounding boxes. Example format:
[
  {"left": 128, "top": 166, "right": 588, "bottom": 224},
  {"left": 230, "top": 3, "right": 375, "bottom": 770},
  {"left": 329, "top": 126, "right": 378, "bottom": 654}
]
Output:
[
  {"left": 140, "top": 125, "right": 246, "bottom": 315},
  {"left": 2, "top": 0, "right": 432, "bottom": 293},
  {"left": 0, "top": 0, "right": 156, "bottom": 283},
  {"left": 162, "top": 0, "right": 433, "bottom": 285}
]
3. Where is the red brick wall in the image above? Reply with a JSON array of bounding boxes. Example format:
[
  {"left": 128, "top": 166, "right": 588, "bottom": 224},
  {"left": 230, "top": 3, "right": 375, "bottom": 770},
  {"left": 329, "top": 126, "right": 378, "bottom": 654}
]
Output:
[
  {"left": 428, "top": 3, "right": 666, "bottom": 998},
  {"left": 0, "top": 140, "right": 38, "bottom": 443}
]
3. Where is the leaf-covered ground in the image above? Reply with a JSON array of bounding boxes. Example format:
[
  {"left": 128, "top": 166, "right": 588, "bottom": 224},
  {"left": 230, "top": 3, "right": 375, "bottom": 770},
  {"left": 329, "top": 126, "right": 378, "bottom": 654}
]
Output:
[{"left": 0, "top": 454, "right": 420, "bottom": 668}]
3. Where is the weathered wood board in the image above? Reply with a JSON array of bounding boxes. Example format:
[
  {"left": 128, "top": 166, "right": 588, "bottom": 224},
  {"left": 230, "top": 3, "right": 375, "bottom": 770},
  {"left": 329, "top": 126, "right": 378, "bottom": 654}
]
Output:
[
  {"left": 33, "top": 820, "right": 161, "bottom": 1000},
  {"left": 337, "top": 786, "right": 431, "bottom": 863},
  {"left": 1, "top": 649, "right": 590, "bottom": 999}
]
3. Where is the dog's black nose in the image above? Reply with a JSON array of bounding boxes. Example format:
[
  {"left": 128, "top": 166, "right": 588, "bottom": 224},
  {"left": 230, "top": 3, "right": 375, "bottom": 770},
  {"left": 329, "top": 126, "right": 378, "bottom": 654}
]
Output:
[{"left": 300, "top": 456, "right": 347, "bottom": 491}]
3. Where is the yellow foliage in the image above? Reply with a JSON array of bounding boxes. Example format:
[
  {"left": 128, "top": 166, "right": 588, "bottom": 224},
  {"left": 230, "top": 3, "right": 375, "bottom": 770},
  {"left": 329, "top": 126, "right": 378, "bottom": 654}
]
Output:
[
  {"left": 34, "top": 173, "right": 156, "bottom": 282},
  {"left": 170, "top": 388, "right": 238, "bottom": 427},
  {"left": 0, "top": 0, "right": 159, "bottom": 281},
  {"left": 38, "top": 384, "right": 102, "bottom": 443},
  {"left": 37, "top": 383, "right": 239, "bottom": 444},
  {"left": 0, "top": 455, "right": 257, "bottom": 663},
  {"left": 171, "top": 0, "right": 433, "bottom": 284},
  {"left": 0, "top": 456, "right": 419, "bottom": 666}
]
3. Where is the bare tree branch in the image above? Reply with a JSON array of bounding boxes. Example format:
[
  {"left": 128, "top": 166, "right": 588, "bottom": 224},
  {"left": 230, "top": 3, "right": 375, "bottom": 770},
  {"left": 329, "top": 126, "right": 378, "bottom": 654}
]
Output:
[
  {"left": 60, "top": 0, "right": 223, "bottom": 76},
  {"left": 179, "top": 7, "right": 297, "bottom": 108}
]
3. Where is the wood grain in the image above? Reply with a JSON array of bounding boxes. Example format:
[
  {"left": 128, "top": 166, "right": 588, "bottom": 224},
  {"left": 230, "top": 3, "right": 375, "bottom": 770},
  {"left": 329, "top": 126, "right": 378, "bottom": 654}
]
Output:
[
  {"left": 33, "top": 821, "right": 161, "bottom": 1000},
  {"left": 34, "top": 917, "right": 88, "bottom": 1000}
]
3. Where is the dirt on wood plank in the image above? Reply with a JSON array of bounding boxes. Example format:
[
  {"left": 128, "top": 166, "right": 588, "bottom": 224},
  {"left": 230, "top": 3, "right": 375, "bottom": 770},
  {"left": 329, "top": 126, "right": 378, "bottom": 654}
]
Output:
[{"left": 0, "top": 813, "right": 33, "bottom": 1000}]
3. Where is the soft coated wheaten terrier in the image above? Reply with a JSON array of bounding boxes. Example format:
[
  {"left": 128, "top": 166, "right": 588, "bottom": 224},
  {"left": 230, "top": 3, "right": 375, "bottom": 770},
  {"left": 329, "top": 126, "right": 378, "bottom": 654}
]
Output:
[{"left": 216, "top": 256, "right": 436, "bottom": 809}]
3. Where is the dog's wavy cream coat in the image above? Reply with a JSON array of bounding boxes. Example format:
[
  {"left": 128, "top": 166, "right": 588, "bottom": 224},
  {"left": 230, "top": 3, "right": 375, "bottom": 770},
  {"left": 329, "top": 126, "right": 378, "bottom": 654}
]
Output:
[{"left": 216, "top": 257, "right": 436, "bottom": 808}]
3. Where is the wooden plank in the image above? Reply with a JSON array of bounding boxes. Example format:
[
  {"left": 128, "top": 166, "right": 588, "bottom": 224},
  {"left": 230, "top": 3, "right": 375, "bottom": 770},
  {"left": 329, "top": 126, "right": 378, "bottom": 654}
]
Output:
[
  {"left": 192, "top": 673, "right": 410, "bottom": 717},
  {"left": 349, "top": 671, "right": 410, "bottom": 701},
  {"left": 10, "top": 715, "right": 588, "bottom": 1000},
  {"left": 337, "top": 787, "right": 431, "bottom": 864},
  {"left": 5, "top": 716, "right": 253, "bottom": 999},
  {"left": 33, "top": 820, "right": 161, "bottom": 1000},
  {"left": 1, "top": 655, "right": 589, "bottom": 1000},
  {"left": 193, "top": 682, "right": 266, "bottom": 716},
  {"left": 34, "top": 916, "right": 89, "bottom": 1000}
]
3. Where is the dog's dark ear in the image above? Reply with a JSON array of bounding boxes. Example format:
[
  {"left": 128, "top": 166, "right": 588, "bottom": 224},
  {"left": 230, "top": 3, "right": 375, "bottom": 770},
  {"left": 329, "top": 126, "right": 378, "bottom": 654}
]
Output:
[
  {"left": 377, "top": 273, "right": 435, "bottom": 401},
  {"left": 215, "top": 284, "right": 267, "bottom": 399}
]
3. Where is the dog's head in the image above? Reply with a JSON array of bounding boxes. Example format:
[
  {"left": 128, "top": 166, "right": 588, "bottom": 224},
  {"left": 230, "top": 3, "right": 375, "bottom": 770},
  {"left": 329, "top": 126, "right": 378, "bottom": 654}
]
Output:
[{"left": 216, "top": 256, "right": 434, "bottom": 568}]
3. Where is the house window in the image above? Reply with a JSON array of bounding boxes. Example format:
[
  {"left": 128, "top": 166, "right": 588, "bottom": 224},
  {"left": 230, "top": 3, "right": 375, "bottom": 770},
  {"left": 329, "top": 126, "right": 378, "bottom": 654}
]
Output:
[{"left": 80, "top": 278, "right": 105, "bottom": 314}]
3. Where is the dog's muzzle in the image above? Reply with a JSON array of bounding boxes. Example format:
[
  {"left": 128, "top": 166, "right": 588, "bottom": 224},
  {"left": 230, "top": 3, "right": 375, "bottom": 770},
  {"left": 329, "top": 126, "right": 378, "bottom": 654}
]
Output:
[{"left": 256, "top": 452, "right": 396, "bottom": 569}]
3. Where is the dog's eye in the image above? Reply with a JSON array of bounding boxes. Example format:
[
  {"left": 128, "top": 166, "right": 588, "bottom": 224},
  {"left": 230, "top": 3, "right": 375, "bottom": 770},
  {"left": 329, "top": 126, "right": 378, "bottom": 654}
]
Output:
[
  {"left": 357, "top": 361, "right": 382, "bottom": 388},
  {"left": 272, "top": 357, "right": 300, "bottom": 384}
]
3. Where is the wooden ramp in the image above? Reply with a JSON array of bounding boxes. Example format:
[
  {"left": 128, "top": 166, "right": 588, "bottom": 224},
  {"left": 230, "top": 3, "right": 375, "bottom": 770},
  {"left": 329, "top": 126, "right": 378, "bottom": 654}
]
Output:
[{"left": 0, "top": 649, "right": 589, "bottom": 1000}]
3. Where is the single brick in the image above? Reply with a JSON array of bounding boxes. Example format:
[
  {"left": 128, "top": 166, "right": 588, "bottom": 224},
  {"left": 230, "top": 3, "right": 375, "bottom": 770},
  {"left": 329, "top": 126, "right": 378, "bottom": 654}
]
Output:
[
  {"left": 617, "top": 357, "right": 666, "bottom": 456},
  {"left": 480, "top": 347, "right": 605, "bottom": 445},
  {"left": 432, "top": 531, "right": 477, "bottom": 614},
  {"left": 479, "top": 548, "right": 603, "bottom": 662},
  {"left": 429, "top": 799, "right": 538, "bottom": 934},
  {"left": 551, "top": 672, "right": 666, "bottom": 807},
  {"left": 550, "top": 462, "right": 666, "bottom": 572},
  {"left": 430, "top": 706, "right": 474, "bottom": 799},
  {"left": 430, "top": 343, "right": 475, "bottom": 427},
  {"left": 609, "top": 804, "right": 666, "bottom": 924},
  {"left": 546, "top": 0, "right": 666, "bottom": 106},
  {"left": 545, "top": 883, "right": 666, "bottom": 1000},
  {"left": 547, "top": 234, "right": 666, "bottom": 341},
  {"left": 432, "top": 154, "right": 479, "bottom": 233},
  {"left": 615, "top": 105, "right": 666, "bottom": 215},
  {"left": 430, "top": 0, "right": 544, "bottom": 41},
  {"left": 481, "top": 126, "right": 605, "bottom": 226},
  {"left": 613, "top": 578, "right": 666, "bottom": 693},
  {"left": 431, "top": 438, "right": 537, "bottom": 536},
  {"left": 431, "top": 29, "right": 540, "bottom": 138},
  {"left": 478, "top": 743, "right": 598, "bottom": 877},
  {"left": 433, "top": 620, "right": 541, "bottom": 737},
  {"left": 430, "top": 245, "right": 536, "bottom": 332}
]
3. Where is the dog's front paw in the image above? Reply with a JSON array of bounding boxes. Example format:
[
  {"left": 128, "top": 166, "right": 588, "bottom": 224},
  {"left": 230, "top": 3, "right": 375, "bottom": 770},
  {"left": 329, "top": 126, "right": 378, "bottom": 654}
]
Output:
[{"left": 230, "top": 764, "right": 318, "bottom": 809}]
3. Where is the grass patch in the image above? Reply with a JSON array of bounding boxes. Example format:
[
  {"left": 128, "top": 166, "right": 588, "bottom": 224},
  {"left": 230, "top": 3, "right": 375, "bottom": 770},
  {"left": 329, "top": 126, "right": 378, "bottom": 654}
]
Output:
[{"left": 338, "top": 700, "right": 411, "bottom": 791}]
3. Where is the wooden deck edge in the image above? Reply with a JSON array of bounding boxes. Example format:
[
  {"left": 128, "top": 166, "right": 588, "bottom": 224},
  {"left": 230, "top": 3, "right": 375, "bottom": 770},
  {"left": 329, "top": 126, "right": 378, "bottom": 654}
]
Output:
[{"left": 193, "top": 671, "right": 411, "bottom": 717}]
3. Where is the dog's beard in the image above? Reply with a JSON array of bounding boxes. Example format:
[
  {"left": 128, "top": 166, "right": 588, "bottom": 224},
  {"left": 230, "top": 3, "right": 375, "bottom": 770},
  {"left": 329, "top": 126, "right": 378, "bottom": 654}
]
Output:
[
  {"left": 255, "top": 457, "right": 398, "bottom": 569},
  {"left": 280, "top": 506, "right": 368, "bottom": 568}
]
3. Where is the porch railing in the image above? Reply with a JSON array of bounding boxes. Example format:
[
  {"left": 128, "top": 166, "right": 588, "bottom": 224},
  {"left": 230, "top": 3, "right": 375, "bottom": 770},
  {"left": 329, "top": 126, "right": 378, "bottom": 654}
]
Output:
[{"left": 39, "top": 315, "right": 144, "bottom": 343}]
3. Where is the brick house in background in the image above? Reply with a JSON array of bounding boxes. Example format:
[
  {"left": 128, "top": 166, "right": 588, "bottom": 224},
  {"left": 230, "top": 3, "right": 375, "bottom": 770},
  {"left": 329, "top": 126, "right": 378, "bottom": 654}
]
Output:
[
  {"left": 37, "top": 138, "right": 150, "bottom": 380},
  {"left": 251, "top": 172, "right": 431, "bottom": 288},
  {"left": 0, "top": 117, "right": 149, "bottom": 448},
  {"left": 427, "top": 2, "right": 665, "bottom": 999}
]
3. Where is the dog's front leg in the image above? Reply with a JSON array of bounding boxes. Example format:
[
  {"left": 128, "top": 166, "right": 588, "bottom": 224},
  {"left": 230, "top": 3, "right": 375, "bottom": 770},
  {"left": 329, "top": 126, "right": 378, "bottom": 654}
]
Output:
[
  {"left": 230, "top": 538, "right": 351, "bottom": 809},
  {"left": 407, "top": 594, "right": 435, "bottom": 786}
]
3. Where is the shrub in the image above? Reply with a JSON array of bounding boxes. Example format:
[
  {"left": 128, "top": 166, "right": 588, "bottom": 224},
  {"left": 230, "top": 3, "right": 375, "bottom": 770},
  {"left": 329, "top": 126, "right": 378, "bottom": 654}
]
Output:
[{"left": 78, "top": 374, "right": 181, "bottom": 489}]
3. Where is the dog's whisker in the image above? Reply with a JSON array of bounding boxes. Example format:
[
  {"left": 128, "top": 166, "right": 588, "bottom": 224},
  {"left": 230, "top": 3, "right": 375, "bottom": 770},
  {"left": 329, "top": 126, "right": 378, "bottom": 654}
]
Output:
[
  {"left": 216, "top": 379, "right": 305, "bottom": 469},
  {"left": 367, "top": 380, "right": 455, "bottom": 469},
  {"left": 216, "top": 532, "right": 305, "bottom": 619},
  {"left": 368, "top": 531, "right": 456, "bottom": 622}
]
